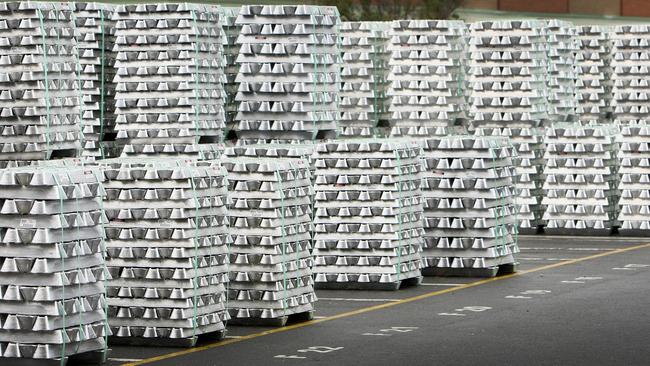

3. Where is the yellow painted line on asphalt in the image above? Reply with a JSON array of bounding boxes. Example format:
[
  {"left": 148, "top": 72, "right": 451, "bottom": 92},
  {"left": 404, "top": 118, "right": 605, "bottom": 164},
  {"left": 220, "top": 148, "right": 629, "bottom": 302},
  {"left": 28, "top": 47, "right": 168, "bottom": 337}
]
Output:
[{"left": 123, "top": 242, "right": 650, "bottom": 366}]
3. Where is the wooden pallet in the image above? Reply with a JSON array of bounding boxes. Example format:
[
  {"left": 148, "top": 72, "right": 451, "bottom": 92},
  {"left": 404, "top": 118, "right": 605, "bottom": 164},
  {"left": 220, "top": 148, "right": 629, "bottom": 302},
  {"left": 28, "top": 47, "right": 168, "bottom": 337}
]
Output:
[
  {"left": 614, "top": 228, "right": 650, "bottom": 237},
  {"left": 422, "top": 263, "right": 518, "bottom": 278},
  {"left": 314, "top": 276, "right": 422, "bottom": 291},
  {"left": 517, "top": 225, "right": 544, "bottom": 235},
  {"left": 109, "top": 329, "right": 226, "bottom": 348},
  {"left": 228, "top": 310, "right": 315, "bottom": 327},
  {"left": 542, "top": 227, "right": 615, "bottom": 236}
]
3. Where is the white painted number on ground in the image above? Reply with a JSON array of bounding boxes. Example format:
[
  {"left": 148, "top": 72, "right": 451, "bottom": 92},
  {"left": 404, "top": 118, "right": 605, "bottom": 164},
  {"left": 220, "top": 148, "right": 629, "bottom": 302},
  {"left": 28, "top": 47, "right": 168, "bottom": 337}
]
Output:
[
  {"left": 506, "top": 290, "right": 551, "bottom": 299},
  {"left": 563, "top": 276, "right": 603, "bottom": 284},
  {"left": 297, "top": 346, "right": 344, "bottom": 353},
  {"left": 613, "top": 264, "right": 650, "bottom": 270},
  {"left": 363, "top": 326, "right": 419, "bottom": 336},
  {"left": 275, "top": 346, "right": 343, "bottom": 359},
  {"left": 439, "top": 306, "right": 492, "bottom": 316}
]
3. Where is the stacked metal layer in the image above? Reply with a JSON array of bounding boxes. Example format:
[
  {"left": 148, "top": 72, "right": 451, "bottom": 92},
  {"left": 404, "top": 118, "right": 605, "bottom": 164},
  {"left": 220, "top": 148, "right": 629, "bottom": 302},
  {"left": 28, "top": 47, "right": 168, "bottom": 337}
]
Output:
[
  {"left": 468, "top": 20, "right": 548, "bottom": 232},
  {"left": 420, "top": 135, "right": 519, "bottom": 277},
  {"left": 0, "top": 166, "right": 109, "bottom": 363},
  {"left": 312, "top": 140, "right": 423, "bottom": 290},
  {"left": 617, "top": 122, "right": 650, "bottom": 234},
  {"left": 72, "top": 2, "right": 117, "bottom": 160},
  {"left": 0, "top": 2, "right": 81, "bottom": 168},
  {"left": 112, "top": 3, "right": 226, "bottom": 157},
  {"left": 339, "top": 21, "right": 390, "bottom": 138},
  {"left": 221, "top": 6, "right": 240, "bottom": 138},
  {"left": 233, "top": 5, "right": 341, "bottom": 142},
  {"left": 611, "top": 25, "right": 650, "bottom": 124},
  {"left": 575, "top": 25, "right": 612, "bottom": 123},
  {"left": 545, "top": 19, "right": 577, "bottom": 123},
  {"left": 386, "top": 19, "right": 467, "bottom": 137},
  {"left": 222, "top": 157, "right": 316, "bottom": 326},
  {"left": 102, "top": 159, "right": 230, "bottom": 346},
  {"left": 542, "top": 123, "right": 620, "bottom": 234},
  {"left": 467, "top": 20, "right": 548, "bottom": 127}
]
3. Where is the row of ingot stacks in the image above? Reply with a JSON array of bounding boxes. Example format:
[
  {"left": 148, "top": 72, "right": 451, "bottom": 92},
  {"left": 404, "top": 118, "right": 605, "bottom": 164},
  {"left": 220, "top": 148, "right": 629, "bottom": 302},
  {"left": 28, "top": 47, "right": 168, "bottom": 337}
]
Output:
[
  {"left": 0, "top": 2, "right": 81, "bottom": 168},
  {"left": 101, "top": 159, "right": 231, "bottom": 346},
  {"left": 545, "top": 19, "right": 577, "bottom": 123},
  {"left": 0, "top": 166, "right": 109, "bottom": 363},
  {"left": 221, "top": 154, "right": 316, "bottom": 326},
  {"left": 232, "top": 5, "right": 341, "bottom": 142},
  {"left": 386, "top": 20, "right": 467, "bottom": 138},
  {"left": 221, "top": 6, "right": 240, "bottom": 137},
  {"left": 617, "top": 122, "right": 650, "bottom": 234},
  {"left": 611, "top": 25, "right": 650, "bottom": 124},
  {"left": 575, "top": 25, "right": 612, "bottom": 123},
  {"left": 72, "top": 2, "right": 118, "bottom": 160},
  {"left": 542, "top": 123, "right": 620, "bottom": 234},
  {"left": 467, "top": 20, "right": 548, "bottom": 232},
  {"left": 338, "top": 21, "right": 390, "bottom": 138},
  {"left": 312, "top": 140, "right": 424, "bottom": 290},
  {"left": 112, "top": 3, "right": 227, "bottom": 157},
  {"left": 420, "top": 135, "right": 519, "bottom": 277}
]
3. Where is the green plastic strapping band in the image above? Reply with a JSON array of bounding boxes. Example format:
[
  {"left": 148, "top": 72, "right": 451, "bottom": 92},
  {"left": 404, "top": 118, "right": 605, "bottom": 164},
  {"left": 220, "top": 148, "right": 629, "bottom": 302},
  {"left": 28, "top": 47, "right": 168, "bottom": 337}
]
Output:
[
  {"left": 37, "top": 9, "right": 52, "bottom": 157},
  {"left": 192, "top": 11, "right": 200, "bottom": 145},
  {"left": 91, "top": 168, "right": 109, "bottom": 362},
  {"left": 188, "top": 165, "right": 200, "bottom": 341},
  {"left": 311, "top": 16, "right": 318, "bottom": 141},
  {"left": 489, "top": 139, "right": 507, "bottom": 261},
  {"left": 394, "top": 146, "right": 404, "bottom": 282},
  {"left": 70, "top": 170, "right": 84, "bottom": 357},
  {"left": 99, "top": 9, "right": 106, "bottom": 159},
  {"left": 219, "top": 164, "right": 231, "bottom": 327},
  {"left": 508, "top": 139, "right": 519, "bottom": 252},
  {"left": 52, "top": 172, "right": 67, "bottom": 366},
  {"left": 333, "top": 15, "right": 341, "bottom": 139},
  {"left": 275, "top": 165, "right": 288, "bottom": 315},
  {"left": 371, "top": 29, "right": 379, "bottom": 132},
  {"left": 71, "top": 7, "right": 85, "bottom": 160}
]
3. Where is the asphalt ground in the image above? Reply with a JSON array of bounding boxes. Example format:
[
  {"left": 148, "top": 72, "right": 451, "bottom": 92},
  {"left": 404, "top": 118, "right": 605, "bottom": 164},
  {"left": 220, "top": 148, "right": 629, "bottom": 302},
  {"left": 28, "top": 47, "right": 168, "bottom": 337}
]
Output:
[{"left": 104, "top": 235, "right": 650, "bottom": 366}]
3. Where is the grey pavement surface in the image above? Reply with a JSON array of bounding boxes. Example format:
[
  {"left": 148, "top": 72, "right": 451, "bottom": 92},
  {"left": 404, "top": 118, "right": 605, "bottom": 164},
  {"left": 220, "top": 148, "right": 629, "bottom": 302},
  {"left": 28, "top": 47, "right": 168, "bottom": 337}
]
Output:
[{"left": 103, "top": 235, "right": 650, "bottom": 366}]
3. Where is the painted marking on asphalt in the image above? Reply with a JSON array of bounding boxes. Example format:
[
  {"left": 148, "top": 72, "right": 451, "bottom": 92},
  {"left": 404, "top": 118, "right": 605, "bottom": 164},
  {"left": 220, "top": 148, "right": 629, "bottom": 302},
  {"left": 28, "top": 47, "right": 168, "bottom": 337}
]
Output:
[
  {"left": 420, "top": 283, "right": 463, "bottom": 286},
  {"left": 519, "top": 257, "right": 572, "bottom": 261},
  {"left": 319, "top": 297, "right": 400, "bottom": 302},
  {"left": 109, "top": 359, "right": 143, "bottom": 363},
  {"left": 363, "top": 326, "right": 419, "bottom": 336},
  {"left": 613, "top": 263, "right": 650, "bottom": 270},
  {"left": 520, "top": 247, "right": 616, "bottom": 251},
  {"left": 225, "top": 336, "right": 242, "bottom": 339},
  {"left": 562, "top": 276, "right": 603, "bottom": 284},
  {"left": 123, "top": 242, "right": 650, "bottom": 366},
  {"left": 313, "top": 316, "right": 327, "bottom": 319}
]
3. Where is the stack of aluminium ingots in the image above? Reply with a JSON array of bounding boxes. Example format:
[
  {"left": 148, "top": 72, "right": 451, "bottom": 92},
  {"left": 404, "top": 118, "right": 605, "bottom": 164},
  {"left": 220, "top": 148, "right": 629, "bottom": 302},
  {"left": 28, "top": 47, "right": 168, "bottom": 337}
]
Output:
[
  {"left": 386, "top": 19, "right": 468, "bottom": 138},
  {"left": 222, "top": 156, "right": 316, "bottom": 326},
  {"left": 575, "top": 25, "right": 613, "bottom": 124},
  {"left": 71, "top": 2, "right": 118, "bottom": 160},
  {"left": 467, "top": 20, "right": 548, "bottom": 233},
  {"left": 311, "top": 140, "right": 424, "bottom": 290},
  {"left": 545, "top": 19, "right": 578, "bottom": 123},
  {"left": 420, "top": 135, "right": 519, "bottom": 277},
  {"left": 338, "top": 21, "right": 390, "bottom": 138},
  {"left": 232, "top": 5, "right": 341, "bottom": 142},
  {"left": 0, "top": 166, "right": 109, "bottom": 364},
  {"left": 542, "top": 123, "right": 620, "bottom": 234},
  {"left": 111, "top": 3, "right": 227, "bottom": 158},
  {"left": 101, "top": 159, "right": 231, "bottom": 346},
  {"left": 611, "top": 25, "right": 650, "bottom": 124},
  {"left": 0, "top": 2, "right": 81, "bottom": 168},
  {"left": 221, "top": 6, "right": 241, "bottom": 138}
]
